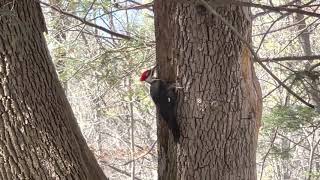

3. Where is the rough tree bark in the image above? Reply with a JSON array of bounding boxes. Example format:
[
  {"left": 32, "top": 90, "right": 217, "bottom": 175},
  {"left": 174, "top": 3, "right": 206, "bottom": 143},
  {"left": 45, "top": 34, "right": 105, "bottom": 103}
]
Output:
[
  {"left": 0, "top": 1, "right": 107, "bottom": 179},
  {"left": 154, "top": 1, "right": 262, "bottom": 179}
]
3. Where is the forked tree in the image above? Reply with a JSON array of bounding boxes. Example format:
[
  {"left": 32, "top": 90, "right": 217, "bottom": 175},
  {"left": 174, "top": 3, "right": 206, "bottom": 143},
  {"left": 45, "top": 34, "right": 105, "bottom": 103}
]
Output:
[
  {"left": 0, "top": 1, "right": 107, "bottom": 179},
  {"left": 154, "top": 1, "right": 262, "bottom": 179}
]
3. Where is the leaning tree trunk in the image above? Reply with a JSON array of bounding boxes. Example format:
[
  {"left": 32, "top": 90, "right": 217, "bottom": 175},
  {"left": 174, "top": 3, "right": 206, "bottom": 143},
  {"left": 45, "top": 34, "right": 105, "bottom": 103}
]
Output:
[
  {"left": 154, "top": 1, "right": 262, "bottom": 179},
  {"left": 0, "top": 1, "right": 107, "bottom": 179}
]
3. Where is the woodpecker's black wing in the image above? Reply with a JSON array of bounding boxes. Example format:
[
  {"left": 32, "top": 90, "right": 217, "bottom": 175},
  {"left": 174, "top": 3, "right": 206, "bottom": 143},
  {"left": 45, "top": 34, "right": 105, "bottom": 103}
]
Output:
[{"left": 150, "top": 80, "right": 180, "bottom": 142}]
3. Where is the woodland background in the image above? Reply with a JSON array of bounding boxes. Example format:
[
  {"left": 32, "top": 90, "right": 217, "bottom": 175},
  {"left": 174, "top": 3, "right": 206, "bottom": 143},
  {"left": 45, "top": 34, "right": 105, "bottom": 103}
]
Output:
[{"left": 33, "top": 0, "right": 320, "bottom": 179}]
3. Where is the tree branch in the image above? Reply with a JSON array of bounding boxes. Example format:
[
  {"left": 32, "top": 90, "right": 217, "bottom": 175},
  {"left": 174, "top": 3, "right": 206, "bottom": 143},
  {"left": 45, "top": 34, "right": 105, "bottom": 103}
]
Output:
[
  {"left": 233, "top": 0, "right": 320, "bottom": 18},
  {"left": 101, "top": 163, "right": 142, "bottom": 180},
  {"left": 122, "top": 140, "right": 157, "bottom": 166},
  {"left": 260, "top": 55, "right": 320, "bottom": 62},
  {"left": 37, "top": 0, "right": 132, "bottom": 40},
  {"left": 199, "top": 0, "right": 315, "bottom": 108},
  {"left": 259, "top": 128, "right": 278, "bottom": 180}
]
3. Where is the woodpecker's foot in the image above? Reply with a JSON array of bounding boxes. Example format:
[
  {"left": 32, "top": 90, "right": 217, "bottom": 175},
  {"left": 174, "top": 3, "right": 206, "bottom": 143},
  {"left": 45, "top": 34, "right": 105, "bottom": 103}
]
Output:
[{"left": 168, "top": 83, "right": 184, "bottom": 90}]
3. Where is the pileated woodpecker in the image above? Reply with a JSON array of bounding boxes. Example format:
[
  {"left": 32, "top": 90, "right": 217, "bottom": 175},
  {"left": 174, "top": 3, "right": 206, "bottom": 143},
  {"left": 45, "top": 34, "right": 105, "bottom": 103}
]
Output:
[{"left": 140, "top": 67, "right": 180, "bottom": 142}]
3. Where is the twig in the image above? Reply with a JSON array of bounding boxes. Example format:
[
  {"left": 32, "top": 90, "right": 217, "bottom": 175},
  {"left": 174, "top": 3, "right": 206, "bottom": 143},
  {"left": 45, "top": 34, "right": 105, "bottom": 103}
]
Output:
[
  {"left": 37, "top": 0, "right": 132, "bottom": 40},
  {"left": 253, "top": 0, "right": 300, "bottom": 18},
  {"left": 275, "top": 16, "right": 319, "bottom": 56},
  {"left": 260, "top": 55, "right": 320, "bottom": 62},
  {"left": 258, "top": 128, "right": 278, "bottom": 180},
  {"left": 233, "top": 0, "right": 320, "bottom": 19},
  {"left": 123, "top": 140, "right": 157, "bottom": 166},
  {"left": 309, "top": 62, "right": 320, "bottom": 71},
  {"left": 262, "top": 75, "right": 293, "bottom": 99},
  {"left": 127, "top": 0, "right": 153, "bottom": 11},
  {"left": 255, "top": 13, "right": 289, "bottom": 54},
  {"left": 253, "top": 16, "right": 307, "bottom": 37},
  {"left": 278, "top": 129, "right": 320, "bottom": 158},
  {"left": 71, "top": 0, "right": 96, "bottom": 43},
  {"left": 101, "top": 163, "right": 142, "bottom": 180}
]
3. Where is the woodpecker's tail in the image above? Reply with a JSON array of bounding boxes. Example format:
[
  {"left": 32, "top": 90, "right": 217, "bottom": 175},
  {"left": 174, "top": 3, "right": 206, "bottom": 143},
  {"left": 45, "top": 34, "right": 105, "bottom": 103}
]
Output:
[
  {"left": 172, "top": 127, "right": 180, "bottom": 143},
  {"left": 168, "top": 118, "right": 180, "bottom": 143}
]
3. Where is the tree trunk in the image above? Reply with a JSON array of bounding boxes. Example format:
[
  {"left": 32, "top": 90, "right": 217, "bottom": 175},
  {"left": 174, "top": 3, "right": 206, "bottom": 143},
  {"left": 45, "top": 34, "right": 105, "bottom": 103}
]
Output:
[
  {"left": 0, "top": 1, "right": 107, "bottom": 179},
  {"left": 154, "top": 1, "right": 262, "bottom": 179}
]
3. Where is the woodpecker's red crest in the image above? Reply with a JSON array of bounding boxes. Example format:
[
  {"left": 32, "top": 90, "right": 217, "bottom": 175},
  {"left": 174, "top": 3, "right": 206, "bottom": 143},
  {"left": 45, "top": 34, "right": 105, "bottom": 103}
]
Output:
[{"left": 140, "top": 69, "right": 151, "bottom": 81}]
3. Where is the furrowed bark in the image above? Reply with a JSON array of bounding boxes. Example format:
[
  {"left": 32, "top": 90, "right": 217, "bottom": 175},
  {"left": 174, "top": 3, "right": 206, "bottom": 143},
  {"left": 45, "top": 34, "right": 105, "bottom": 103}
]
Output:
[
  {"left": 0, "top": 1, "right": 107, "bottom": 179},
  {"left": 154, "top": 1, "right": 262, "bottom": 179}
]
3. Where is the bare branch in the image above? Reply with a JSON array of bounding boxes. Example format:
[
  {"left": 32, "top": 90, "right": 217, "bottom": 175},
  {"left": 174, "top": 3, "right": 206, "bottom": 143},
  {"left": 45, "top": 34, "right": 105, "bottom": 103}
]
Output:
[
  {"left": 101, "top": 162, "right": 142, "bottom": 180},
  {"left": 255, "top": 13, "right": 288, "bottom": 54},
  {"left": 199, "top": 0, "right": 315, "bottom": 108},
  {"left": 258, "top": 128, "right": 278, "bottom": 180},
  {"left": 260, "top": 55, "right": 320, "bottom": 62},
  {"left": 123, "top": 140, "right": 157, "bottom": 166},
  {"left": 253, "top": 0, "right": 314, "bottom": 18},
  {"left": 263, "top": 75, "right": 294, "bottom": 99},
  {"left": 253, "top": 0, "right": 293, "bottom": 18},
  {"left": 37, "top": 0, "right": 132, "bottom": 40},
  {"left": 233, "top": 0, "right": 320, "bottom": 18},
  {"left": 253, "top": 13, "right": 310, "bottom": 37},
  {"left": 117, "top": 1, "right": 153, "bottom": 11}
]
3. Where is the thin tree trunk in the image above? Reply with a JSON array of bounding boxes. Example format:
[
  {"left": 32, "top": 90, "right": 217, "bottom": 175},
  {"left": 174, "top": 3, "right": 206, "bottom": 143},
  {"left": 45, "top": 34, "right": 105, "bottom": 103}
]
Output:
[
  {"left": 295, "top": 2, "right": 320, "bottom": 179},
  {"left": 0, "top": 1, "right": 107, "bottom": 179},
  {"left": 129, "top": 76, "right": 136, "bottom": 180},
  {"left": 124, "top": 3, "right": 135, "bottom": 179},
  {"left": 154, "top": 1, "right": 262, "bottom": 179},
  {"left": 295, "top": 0, "right": 320, "bottom": 108}
]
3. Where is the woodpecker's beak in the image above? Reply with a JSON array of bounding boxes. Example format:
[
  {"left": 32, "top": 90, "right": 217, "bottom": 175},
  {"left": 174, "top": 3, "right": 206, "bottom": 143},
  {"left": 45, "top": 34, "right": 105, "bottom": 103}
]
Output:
[
  {"left": 145, "top": 72, "right": 153, "bottom": 84},
  {"left": 150, "top": 66, "right": 157, "bottom": 78}
]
